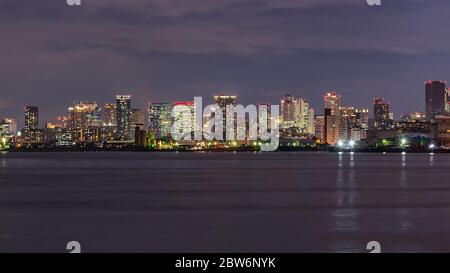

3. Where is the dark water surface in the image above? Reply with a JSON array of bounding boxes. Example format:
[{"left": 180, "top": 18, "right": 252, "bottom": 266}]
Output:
[{"left": 0, "top": 151, "right": 450, "bottom": 253}]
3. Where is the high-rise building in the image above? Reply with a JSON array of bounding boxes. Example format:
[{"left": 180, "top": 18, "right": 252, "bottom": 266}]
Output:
[
  {"left": 280, "top": 94, "right": 313, "bottom": 133},
  {"left": 307, "top": 108, "right": 315, "bottom": 135},
  {"left": 355, "top": 108, "right": 369, "bottom": 129},
  {"left": 324, "top": 109, "right": 339, "bottom": 145},
  {"left": 0, "top": 118, "right": 17, "bottom": 136},
  {"left": 323, "top": 92, "right": 341, "bottom": 144},
  {"left": 172, "top": 102, "right": 195, "bottom": 139},
  {"left": 24, "top": 106, "right": 39, "bottom": 130},
  {"left": 103, "top": 103, "right": 117, "bottom": 126},
  {"left": 148, "top": 102, "right": 172, "bottom": 139},
  {"left": 214, "top": 94, "right": 237, "bottom": 109},
  {"left": 324, "top": 92, "right": 341, "bottom": 116},
  {"left": 0, "top": 118, "right": 17, "bottom": 148},
  {"left": 425, "top": 80, "right": 448, "bottom": 121},
  {"left": 116, "top": 95, "right": 132, "bottom": 140},
  {"left": 67, "top": 102, "right": 102, "bottom": 142},
  {"left": 214, "top": 94, "right": 237, "bottom": 139},
  {"left": 314, "top": 115, "right": 325, "bottom": 140},
  {"left": 373, "top": 98, "right": 392, "bottom": 129},
  {"left": 71, "top": 102, "right": 102, "bottom": 129},
  {"left": 24, "top": 106, "right": 42, "bottom": 143},
  {"left": 131, "top": 108, "right": 145, "bottom": 130},
  {"left": 281, "top": 94, "right": 298, "bottom": 129}
]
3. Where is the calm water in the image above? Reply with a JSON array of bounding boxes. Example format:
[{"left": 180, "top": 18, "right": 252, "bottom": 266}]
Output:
[{"left": 0, "top": 151, "right": 450, "bottom": 253}]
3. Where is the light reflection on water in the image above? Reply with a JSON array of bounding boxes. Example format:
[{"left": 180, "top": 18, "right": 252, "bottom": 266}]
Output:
[{"left": 0, "top": 152, "right": 449, "bottom": 252}]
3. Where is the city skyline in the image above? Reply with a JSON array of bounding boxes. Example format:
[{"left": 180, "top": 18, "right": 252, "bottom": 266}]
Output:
[
  {"left": 1, "top": 77, "right": 449, "bottom": 150},
  {"left": 0, "top": 80, "right": 446, "bottom": 129},
  {"left": 2, "top": 0, "right": 450, "bottom": 124}
]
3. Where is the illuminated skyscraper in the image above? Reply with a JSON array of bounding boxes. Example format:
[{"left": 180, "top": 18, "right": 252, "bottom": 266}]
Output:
[
  {"left": 0, "top": 118, "right": 17, "bottom": 136},
  {"left": 324, "top": 92, "right": 341, "bottom": 116},
  {"left": 323, "top": 92, "right": 341, "bottom": 144},
  {"left": 116, "top": 95, "right": 132, "bottom": 140},
  {"left": 172, "top": 101, "right": 194, "bottom": 139},
  {"left": 24, "top": 106, "right": 39, "bottom": 130},
  {"left": 373, "top": 98, "right": 392, "bottom": 129},
  {"left": 280, "top": 94, "right": 313, "bottom": 133},
  {"left": 67, "top": 102, "right": 102, "bottom": 142},
  {"left": 355, "top": 108, "right": 369, "bottom": 129},
  {"left": 214, "top": 94, "right": 237, "bottom": 109},
  {"left": 103, "top": 103, "right": 117, "bottom": 126},
  {"left": 214, "top": 93, "right": 237, "bottom": 139},
  {"left": 425, "top": 80, "right": 448, "bottom": 121},
  {"left": 148, "top": 102, "right": 172, "bottom": 139},
  {"left": 314, "top": 115, "right": 325, "bottom": 140},
  {"left": 281, "top": 94, "right": 298, "bottom": 129},
  {"left": 24, "top": 106, "right": 42, "bottom": 143}
]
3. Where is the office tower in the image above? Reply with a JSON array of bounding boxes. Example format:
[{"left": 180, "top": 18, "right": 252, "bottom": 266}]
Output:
[
  {"left": 214, "top": 93, "right": 237, "bottom": 109},
  {"left": 148, "top": 102, "right": 172, "bottom": 139},
  {"left": 355, "top": 108, "right": 369, "bottom": 129},
  {"left": 131, "top": 109, "right": 145, "bottom": 130},
  {"left": 0, "top": 118, "right": 17, "bottom": 135},
  {"left": 24, "top": 106, "right": 39, "bottom": 130},
  {"left": 299, "top": 99, "right": 312, "bottom": 132},
  {"left": 103, "top": 103, "right": 117, "bottom": 126},
  {"left": 71, "top": 102, "right": 102, "bottom": 129},
  {"left": 172, "top": 101, "right": 195, "bottom": 139},
  {"left": 314, "top": 115, "right": 325, "bottom": 140},
  {"left": 24, "top": 106, "right": 42, "bottom": 143},
  {"left": 280, "top": 94, "right": 313, "bottom": 133},
  {"left": 281, "top": 94, "right": 298, "bottom": 129},
  {"left": 214, "top": 93, "right": 237, "bottom": 139},
  {"left": 433, "top": 116, "right": 450, "bottom": 147},
  {"left": 0, "top": 118, "right": 17, "bottom": 148},
  {"left": 339, "top": 106, "right": 356, "bottom": 140},
  {"left": 355, "top": 108, "right": 369, "bottom": 139},
  {"left": 324, "top": 92, "right": 341, "bottom": 116},
  {"left": 373, "top": 98, "right": 392, "bottom": 129},
  {"left": 307, "top": 108, "right": 315, "bottom": 135},
  {"left": 425, "top": 80, "right": 448, "bottom": 121},
  {"left": 323, "top": 92, "right": 341, "bottom": 145},
  {"left": 67, "top": 102, "right": 102, "bottom": 142},
  {"left": 324, "top": 109, "right": 339, "bottom": 145},
  {"left": 116, "top": 95, "right": 132, "bottom": 140}
]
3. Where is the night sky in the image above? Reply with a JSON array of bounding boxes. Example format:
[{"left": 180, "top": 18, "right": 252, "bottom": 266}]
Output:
[{"left": 1, "top": 0, "right": 450, "bottom": 127}]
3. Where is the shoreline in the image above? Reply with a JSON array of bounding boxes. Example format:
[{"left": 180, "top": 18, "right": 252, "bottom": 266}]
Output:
[{"left": 2, "top": 148, "right": 449, "bottom": 154}]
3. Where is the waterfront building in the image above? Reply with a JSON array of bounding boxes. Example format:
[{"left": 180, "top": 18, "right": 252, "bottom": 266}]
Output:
[
  {"left": 148, "top": 102, "right": 172, "bottom": 139},
  {"left": 314, "top": 115, "right": 325, "bottom": 140},
  {"left": 425, "top": 80, "right": 448, "bottom": 121},
  {"left": 103, "top": 103, "right": 117, "bottom": 126},
  {"left": 433, "top": 115, "right": 450, "bottom": 147},
  {"left": 280, "top": 94, "right": 313, "bottom": 134},
  {"left": 373, "top": 98, "right": 393, "bottom": 129},
  {"left": 116, "top": 95, "right": 132, "bottom": 140},
  {"left": 172, "top": 101, "right": 195, "bottom": 139},
  {"left": 23, "top": 106, "right": 42, "bottom": 143}
]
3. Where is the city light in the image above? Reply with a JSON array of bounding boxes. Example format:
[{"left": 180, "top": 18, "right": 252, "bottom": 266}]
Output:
[{"left": 400, "top": 138, "right": 408, "bottom": 146}]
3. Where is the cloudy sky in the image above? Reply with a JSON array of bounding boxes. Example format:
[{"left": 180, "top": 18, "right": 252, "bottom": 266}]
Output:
[{"left": 1, "top": 0, "right": 450, "bottom": 126}]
